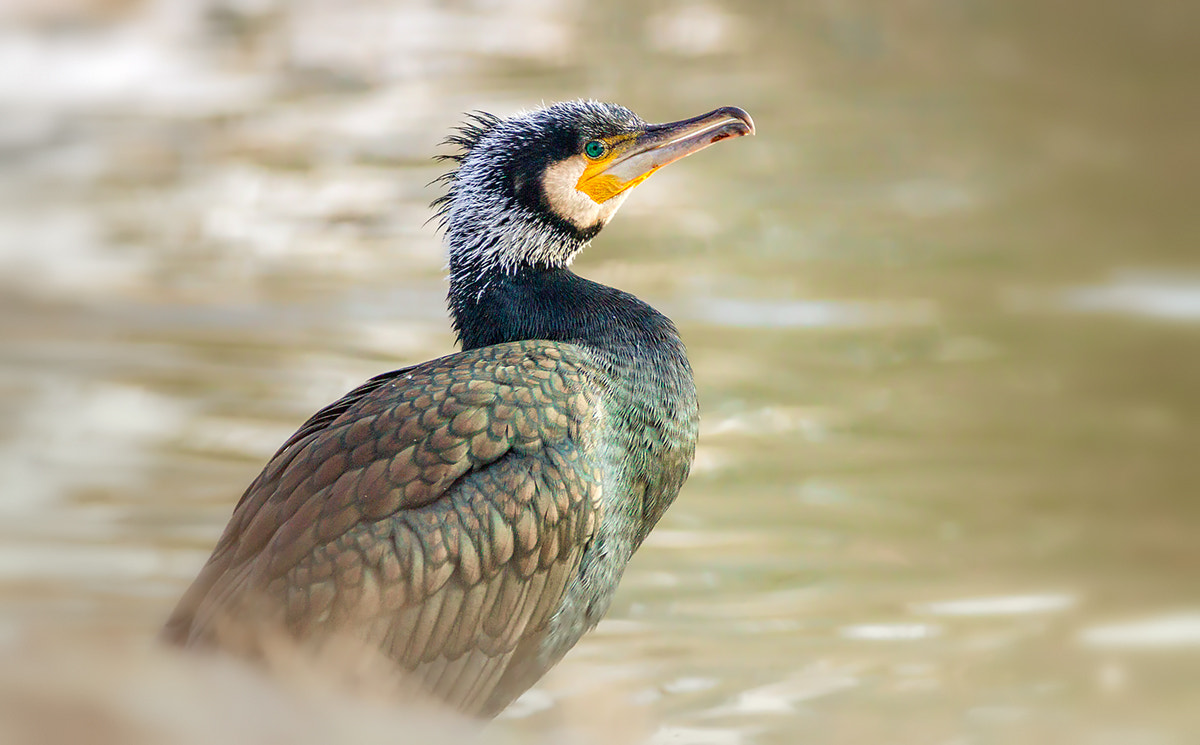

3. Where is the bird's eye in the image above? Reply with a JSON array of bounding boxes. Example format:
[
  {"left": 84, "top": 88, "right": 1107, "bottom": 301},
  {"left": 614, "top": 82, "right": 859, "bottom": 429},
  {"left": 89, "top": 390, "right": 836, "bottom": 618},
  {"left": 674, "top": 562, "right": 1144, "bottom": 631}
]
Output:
[{"left": 583, "top": 140, "right": 607, "bottom": 159}]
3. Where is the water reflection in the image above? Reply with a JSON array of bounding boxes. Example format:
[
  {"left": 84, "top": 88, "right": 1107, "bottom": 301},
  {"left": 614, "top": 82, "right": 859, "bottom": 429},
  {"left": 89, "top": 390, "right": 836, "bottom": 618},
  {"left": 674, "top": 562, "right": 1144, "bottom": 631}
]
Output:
[
  {"left": 2, "top": 0, "right": 1198, "bottom": 743},
  {"left": 1061, "top": 275, "right": 1200, "bottom": 322},
  {"left": 677, "top": 297, "right": 936, "bottom": 329}
]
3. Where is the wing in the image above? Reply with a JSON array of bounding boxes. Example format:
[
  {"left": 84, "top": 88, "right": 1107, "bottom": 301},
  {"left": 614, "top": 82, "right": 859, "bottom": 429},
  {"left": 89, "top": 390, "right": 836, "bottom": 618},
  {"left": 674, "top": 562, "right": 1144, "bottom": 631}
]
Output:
[{"left": 164, "top": 341, "right": 603, "bottom": 715}]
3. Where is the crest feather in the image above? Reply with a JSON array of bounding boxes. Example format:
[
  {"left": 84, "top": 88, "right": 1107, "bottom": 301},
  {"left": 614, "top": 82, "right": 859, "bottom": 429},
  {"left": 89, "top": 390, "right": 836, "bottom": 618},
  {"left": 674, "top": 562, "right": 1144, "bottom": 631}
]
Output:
[{"left": 429, "top": 111, "right": 503, "bottom": 227}]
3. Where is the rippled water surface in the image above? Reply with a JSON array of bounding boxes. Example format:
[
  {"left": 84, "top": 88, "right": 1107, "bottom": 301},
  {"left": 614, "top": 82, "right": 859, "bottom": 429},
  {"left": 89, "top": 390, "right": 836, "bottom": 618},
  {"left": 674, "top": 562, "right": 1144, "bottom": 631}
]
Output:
[{"left": 2, "top": 1, "right": 1197, "bottom": 743}]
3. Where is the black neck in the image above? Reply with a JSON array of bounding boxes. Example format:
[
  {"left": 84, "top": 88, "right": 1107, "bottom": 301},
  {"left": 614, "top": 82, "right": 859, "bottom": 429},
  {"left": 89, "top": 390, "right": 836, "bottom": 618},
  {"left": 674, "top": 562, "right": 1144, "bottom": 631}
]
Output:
[
  {"left": 448, "top": 262, "right": 683, "bottom": 360},
  {"left": 448, "top": 259, "right": 699, "bottom": 554}
]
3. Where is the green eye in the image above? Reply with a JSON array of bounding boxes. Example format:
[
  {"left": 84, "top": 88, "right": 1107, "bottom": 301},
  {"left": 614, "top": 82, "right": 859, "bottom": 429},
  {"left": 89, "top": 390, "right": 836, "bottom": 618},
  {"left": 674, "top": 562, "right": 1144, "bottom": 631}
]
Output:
[{"left": 584, "top": 140, "right": 607, "bottom": 159}]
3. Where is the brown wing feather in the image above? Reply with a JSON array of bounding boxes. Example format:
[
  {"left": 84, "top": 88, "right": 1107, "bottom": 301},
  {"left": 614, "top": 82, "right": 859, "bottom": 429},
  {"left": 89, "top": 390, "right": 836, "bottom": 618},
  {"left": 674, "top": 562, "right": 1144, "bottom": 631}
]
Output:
[{"left": 164, "top": 341, "right": 603, "bottom": 714}]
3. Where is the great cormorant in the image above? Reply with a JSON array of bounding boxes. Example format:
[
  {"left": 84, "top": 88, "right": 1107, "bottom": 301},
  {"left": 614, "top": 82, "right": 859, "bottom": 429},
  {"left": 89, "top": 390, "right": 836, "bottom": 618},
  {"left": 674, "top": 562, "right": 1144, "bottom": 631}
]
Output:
[{"left": 164, "top": 100, "right": 755, "bottom": 717}]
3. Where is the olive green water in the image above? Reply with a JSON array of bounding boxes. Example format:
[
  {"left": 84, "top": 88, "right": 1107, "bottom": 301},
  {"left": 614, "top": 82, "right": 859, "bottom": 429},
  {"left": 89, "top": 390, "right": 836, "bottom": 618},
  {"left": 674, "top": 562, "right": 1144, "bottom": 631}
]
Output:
[{"left": 1, "top": 1, "right": 1197, "bottom": 743}]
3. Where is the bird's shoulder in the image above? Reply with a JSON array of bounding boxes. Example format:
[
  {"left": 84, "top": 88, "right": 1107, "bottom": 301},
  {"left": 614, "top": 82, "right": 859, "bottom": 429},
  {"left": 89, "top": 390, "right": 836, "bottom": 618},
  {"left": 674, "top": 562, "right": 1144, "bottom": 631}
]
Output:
[
  {"left": 275, "top": 339, "right": 601, "bottom": 461},
  {"left": 233, "top": 339, "right": 601, "bottom": 563}
]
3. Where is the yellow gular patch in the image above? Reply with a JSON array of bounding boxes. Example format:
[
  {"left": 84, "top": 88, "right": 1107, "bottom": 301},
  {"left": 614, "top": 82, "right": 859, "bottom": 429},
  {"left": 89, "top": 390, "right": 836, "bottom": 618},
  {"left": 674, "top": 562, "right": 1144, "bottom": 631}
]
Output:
[{"left": 576, "top": 169, "right": 658, "bottom": 203}]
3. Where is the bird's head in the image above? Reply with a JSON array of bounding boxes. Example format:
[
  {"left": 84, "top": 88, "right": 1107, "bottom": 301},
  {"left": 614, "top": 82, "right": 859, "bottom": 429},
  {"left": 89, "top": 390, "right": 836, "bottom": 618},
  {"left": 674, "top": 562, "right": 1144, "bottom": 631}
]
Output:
[{"left": 434, "top": 100, "right": 754, "bottom": 275}]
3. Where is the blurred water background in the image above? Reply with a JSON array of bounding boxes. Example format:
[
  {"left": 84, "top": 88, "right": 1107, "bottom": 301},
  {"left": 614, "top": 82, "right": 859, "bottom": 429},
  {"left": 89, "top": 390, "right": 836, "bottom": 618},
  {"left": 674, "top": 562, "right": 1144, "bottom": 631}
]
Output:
[{"left": 1, "top": 0, "right": 1197, "bottom": 743}]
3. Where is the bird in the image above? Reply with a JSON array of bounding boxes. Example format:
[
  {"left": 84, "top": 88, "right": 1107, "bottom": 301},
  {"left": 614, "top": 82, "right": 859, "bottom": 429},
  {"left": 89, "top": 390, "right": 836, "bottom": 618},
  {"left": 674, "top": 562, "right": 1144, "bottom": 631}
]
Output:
[{"left": 163, "top": 100, "right": 754, "bottom": 717}]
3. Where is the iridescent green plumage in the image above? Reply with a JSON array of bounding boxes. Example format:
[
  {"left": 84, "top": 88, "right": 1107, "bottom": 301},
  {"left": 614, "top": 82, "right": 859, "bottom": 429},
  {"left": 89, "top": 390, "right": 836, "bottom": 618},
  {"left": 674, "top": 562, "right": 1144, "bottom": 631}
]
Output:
[{"left": 167, "top": 342, "right": 605, "bottom": 714}]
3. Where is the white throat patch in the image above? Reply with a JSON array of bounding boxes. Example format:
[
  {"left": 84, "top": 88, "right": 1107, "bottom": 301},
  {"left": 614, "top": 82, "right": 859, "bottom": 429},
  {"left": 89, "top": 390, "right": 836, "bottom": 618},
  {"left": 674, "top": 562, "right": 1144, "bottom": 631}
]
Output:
[{"left": 542, "top": 156, "right": 631, "bottom": 231}]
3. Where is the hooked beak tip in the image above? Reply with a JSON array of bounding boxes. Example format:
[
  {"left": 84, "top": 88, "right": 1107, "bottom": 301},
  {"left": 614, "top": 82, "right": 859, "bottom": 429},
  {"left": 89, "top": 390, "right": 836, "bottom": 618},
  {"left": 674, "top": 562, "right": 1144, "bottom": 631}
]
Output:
[{"left": 717, "top": 106, "right": 755, "bottom": 137}]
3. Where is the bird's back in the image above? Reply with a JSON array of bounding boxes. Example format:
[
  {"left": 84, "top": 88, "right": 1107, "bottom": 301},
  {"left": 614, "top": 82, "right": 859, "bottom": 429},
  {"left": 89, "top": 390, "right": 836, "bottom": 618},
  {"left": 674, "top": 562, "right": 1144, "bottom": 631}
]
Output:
[{"left": 164, "top": 340, "right": 607, "bottom": 715}]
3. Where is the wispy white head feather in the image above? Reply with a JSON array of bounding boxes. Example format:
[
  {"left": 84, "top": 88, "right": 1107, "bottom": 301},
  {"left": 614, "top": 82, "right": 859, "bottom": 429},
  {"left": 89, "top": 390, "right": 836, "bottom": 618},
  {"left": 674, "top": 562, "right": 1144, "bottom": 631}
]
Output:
[{"left": 432, "top": 100, "right": 645, "bottom": 288}]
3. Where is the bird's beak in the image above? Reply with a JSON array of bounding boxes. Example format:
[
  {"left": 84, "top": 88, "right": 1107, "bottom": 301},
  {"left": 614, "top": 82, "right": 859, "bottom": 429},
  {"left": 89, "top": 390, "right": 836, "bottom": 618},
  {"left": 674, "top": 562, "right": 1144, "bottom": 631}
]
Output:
[{"left": 576, "top": 106, "right": 755, "bottom": 203}]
